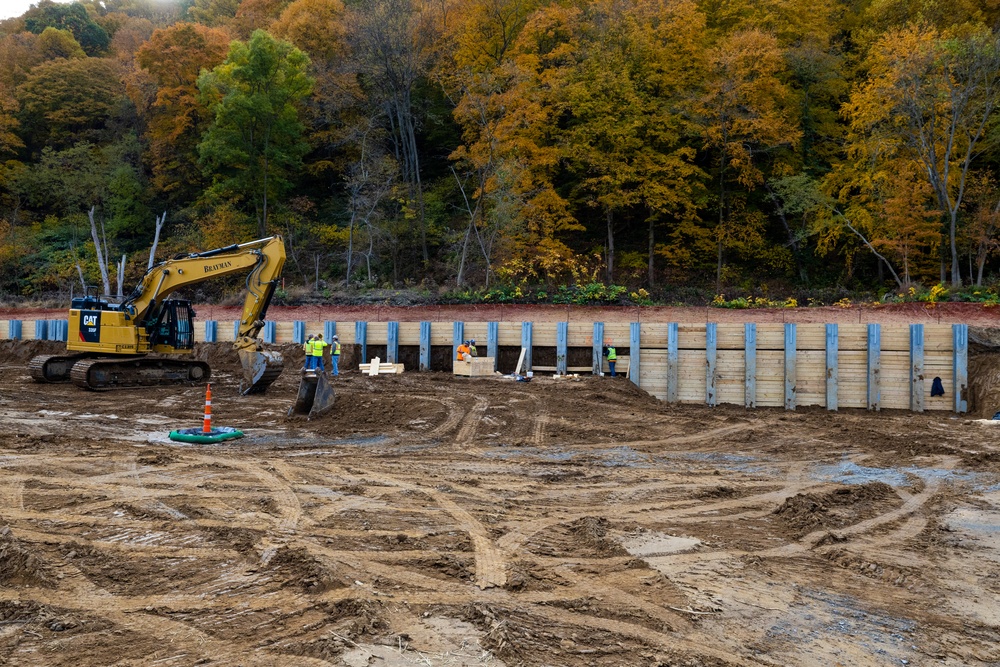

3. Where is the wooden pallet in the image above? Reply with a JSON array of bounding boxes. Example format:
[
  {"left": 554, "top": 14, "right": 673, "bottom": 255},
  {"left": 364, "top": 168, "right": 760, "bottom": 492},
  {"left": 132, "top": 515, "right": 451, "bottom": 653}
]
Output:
[{"left": 454, "top": 356, "right": 496, "bottom": 377}]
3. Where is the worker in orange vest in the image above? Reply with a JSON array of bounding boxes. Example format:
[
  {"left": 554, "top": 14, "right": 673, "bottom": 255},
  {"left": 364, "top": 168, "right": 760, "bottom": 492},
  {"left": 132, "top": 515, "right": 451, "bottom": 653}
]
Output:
[{"left": 456, "top": 340, "right": 472, "bottom": 361}]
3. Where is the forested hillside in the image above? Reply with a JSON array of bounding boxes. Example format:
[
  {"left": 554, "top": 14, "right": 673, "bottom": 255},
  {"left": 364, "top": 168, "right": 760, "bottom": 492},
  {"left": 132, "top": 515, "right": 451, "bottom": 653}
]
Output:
[{"left": 2, "top": 0, "right": 1000, "bottom": 304}]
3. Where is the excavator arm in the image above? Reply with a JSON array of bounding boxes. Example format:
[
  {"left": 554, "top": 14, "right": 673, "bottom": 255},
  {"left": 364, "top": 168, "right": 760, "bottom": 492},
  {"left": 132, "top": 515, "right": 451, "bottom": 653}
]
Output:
[
  {"left": 124, "top": 235, "right": 287, "bottom": 394},
  {"left": 126, "top": 236, "right": 286, "bottom": 335}
]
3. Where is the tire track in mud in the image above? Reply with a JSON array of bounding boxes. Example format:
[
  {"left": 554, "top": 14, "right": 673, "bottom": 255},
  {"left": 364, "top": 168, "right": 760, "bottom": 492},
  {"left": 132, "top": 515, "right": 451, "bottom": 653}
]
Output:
[
  {"left": 323, "top": 463, "right": 507, "bottom": 589},
  {"left": 522, "top": 603, "right": 764, "bottom": 667},
  {"left": 455, "top": 397, "right": 489, "bottom": 444},
  {"left": 528, "top": 393, "right": 548, "bottom": 446},
  {"left": 0, "top": 528, "right": 334, "bottom": 667},
  {"left": 0, "top": 473, "right": 24, "bottom": 514},
  {"left": 423, "top": 397, "right": 465, "bottom": 440}
]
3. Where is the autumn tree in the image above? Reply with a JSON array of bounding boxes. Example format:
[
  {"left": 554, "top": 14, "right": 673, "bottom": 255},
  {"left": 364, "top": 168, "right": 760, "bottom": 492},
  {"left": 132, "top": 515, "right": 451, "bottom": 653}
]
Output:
[
  {"left": 138, "top": 23, "right": 229, "bottom": 202},
  {"left": 35, "top": 27, "right": 86, "bottom": 60},
  {"left": 843, "top": 25, "right": 1000, "bottom": 287},
  {"left": 16, "top": 57, "right": 126, "bottom": 153},
  {"left": 695, "top": 28, "right": 801, "bottom": 288},
  {"left": 198, "top": 29, "right": 314, "bottom": 236},
  {"left": 24, "top": 1, "right": 110, "bottom": 55}
]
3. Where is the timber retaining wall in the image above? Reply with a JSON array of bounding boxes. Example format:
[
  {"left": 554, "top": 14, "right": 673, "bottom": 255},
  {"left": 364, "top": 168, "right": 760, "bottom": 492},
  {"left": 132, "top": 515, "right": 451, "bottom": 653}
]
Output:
[{"left": 1, "top": 318, "right": 968, "bottom": 413}]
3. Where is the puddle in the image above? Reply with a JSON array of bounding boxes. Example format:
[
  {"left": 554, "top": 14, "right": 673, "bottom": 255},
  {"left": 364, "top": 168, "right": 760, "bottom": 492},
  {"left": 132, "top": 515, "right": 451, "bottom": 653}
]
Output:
[
  {"left": 810, "top": 459, "right": 983, "bottom": 488},
  {"left": 943, "top": 506, "right": 1000, "bottom": 563},
  {"left": 620, "top": 531, "right": 701, "bottom": 558},
  {"left": 340, "top": 616, "right": 503, "bottom": 666},
  {"left": 764, "top": 589, "right": 921, "bottom": 666}
]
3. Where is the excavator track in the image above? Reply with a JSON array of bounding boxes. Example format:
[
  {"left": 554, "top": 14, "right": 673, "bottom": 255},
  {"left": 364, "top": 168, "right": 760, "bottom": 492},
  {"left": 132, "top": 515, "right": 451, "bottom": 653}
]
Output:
[
  {"left": 29, "top": 353, "right": 95, "bottom": 383},
  {"left": 70, "top": 357, "right": 211, "bottom": 391}
]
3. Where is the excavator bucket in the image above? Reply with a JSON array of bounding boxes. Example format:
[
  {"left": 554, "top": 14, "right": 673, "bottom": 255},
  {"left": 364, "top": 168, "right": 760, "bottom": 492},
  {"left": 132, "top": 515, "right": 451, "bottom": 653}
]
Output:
[
  {"left": 238, "top": 349, "right": 284, "bottom": 395},
  {"left": 287, "top": 371, "right": 336, "bottom": 419}
]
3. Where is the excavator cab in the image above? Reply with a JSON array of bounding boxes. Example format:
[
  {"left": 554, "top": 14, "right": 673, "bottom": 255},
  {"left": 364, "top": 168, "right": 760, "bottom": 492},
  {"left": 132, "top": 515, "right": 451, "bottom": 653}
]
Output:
[{"left": 147, "top": 300, "right": 195, "bottom": 352}]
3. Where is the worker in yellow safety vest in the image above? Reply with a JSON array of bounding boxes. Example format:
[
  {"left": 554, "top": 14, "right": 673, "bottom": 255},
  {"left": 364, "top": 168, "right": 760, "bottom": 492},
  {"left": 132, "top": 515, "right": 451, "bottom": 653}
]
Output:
[
  {"left": 603, "top": 343, "right": 617, "bottom": 377},
  {"left": 303, "top": 334, "right": 315, "bottom": 371},
  {"left": 313, "top": 334, "right": 329, "bottom": 373},
  {"left": 331, "top": 335, "right": 341, "bottom": 376}
]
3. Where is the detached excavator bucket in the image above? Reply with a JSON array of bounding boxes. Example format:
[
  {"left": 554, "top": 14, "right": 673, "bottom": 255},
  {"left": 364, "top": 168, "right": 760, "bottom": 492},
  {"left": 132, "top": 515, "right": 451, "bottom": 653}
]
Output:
[
  {"left": 288, "top": 371, "right": 336, "bottom": 419},
  {"left": 238, "top": 349, "right": 284, "bottom": 395}
]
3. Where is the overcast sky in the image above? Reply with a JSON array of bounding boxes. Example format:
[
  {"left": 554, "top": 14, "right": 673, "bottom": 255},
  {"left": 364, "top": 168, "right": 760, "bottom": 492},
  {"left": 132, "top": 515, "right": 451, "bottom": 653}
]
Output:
[{"left": 0, "top": 0, "right": 68, "bottom": 21}]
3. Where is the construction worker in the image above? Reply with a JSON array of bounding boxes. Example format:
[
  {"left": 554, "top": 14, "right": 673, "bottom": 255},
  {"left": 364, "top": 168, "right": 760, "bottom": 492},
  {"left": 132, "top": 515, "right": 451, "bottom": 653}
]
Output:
[
  {"left": 313, "top": 333, "right": 329, "bottom": 373},
  {"left": 456, "top": 340, "right": 472, "bottom": 361},
  {"left": 331, "top": 335, "right": 341, "bottom": 376},
  {"left": 303, "top": 334, "right": 315, "bottom": 370},
  {"left": 469, "top": 339, "right": 478, "bottom": 357},
  {"left": 604, "top": 342, "right": 617, "bottom": 377}
]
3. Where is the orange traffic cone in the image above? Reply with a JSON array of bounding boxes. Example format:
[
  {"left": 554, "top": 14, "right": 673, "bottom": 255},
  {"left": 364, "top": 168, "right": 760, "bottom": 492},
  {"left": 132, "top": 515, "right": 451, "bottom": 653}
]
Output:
[
  {"left": 167, "top": 382, "right": 244, "bottom": 443},
  {"left": 202, "top": 383, "right": 212, "bottom": 433}
]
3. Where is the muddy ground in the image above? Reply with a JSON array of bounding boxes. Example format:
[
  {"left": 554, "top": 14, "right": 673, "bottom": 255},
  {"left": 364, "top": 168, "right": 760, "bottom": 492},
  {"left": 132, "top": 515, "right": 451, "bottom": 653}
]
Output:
[{"left": 1, "top": 341, "right": 999, "bottom": 666}]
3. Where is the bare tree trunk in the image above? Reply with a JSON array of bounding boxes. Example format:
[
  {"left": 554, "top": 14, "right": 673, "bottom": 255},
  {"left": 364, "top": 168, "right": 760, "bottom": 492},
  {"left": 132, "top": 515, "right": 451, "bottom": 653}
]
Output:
[
  {"left": 76, "top": 263, "right": 86, "bottom": 291},
  {"left": 606, "top": 208, "right": 614, "bottom": 284},
  {"left": 836, "top": 210, "right": 904, "bottom": 289},
  {"left": 346, "top": 210, "right": 356, "bottom": 283},
  {"left": 148, "top": 211, "right": 166, "bottom": 270},
  {"left": 647, "top": 216, "right": 654, "bottom": 288},
  {"left": 87, "top": 206, "right": 110, "bottom": 296},
  {"left": 116, "top": 254, "right": 126, "bottom": 298}
]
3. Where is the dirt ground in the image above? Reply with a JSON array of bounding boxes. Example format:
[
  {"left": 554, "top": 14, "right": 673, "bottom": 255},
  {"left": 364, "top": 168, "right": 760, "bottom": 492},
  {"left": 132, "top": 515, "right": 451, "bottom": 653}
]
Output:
[{"left": 2, "top": 340, "right": 1000, "bottom": 666}]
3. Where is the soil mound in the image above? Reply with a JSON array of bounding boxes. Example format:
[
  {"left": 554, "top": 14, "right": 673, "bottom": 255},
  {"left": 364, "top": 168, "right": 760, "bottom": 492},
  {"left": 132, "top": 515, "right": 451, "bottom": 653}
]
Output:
[
  {"left": 969, "top": 350, "right": 1000, "bottom": 417},
  {"left": 0, "top": 526, "right": 56, "bottom": 588},
  {"left": 269, "top": 546, "right": 349, "bottom": 593},
  {"left": 0, "top": 340, "right": 64, "bottom": 365},
  {"left": 772, "top": 482, "right": 899, "bottom": 537}
]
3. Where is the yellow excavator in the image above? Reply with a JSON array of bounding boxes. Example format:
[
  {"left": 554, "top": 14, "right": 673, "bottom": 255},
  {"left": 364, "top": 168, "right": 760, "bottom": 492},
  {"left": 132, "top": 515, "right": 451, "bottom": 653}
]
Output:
[{"left": 30, "top": 236, "right": 287, "bottom": 393}]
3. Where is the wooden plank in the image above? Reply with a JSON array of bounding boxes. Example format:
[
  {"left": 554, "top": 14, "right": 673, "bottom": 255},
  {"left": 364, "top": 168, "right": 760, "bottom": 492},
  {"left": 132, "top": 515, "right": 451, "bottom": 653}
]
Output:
[
  {"left": 717, "top": 323, "right": 745, "bottom": 350},
  {"left": 521, "top": 322, "right": 533, "bottom": 371},
  {"left": 755, "top": 324, "right": 785, "bottom": 350},
  {"left": 419, "top": 322, "right": 431, "bottom": 371},
  {"left": 745, "top": 323, "right": 756, "bottom": 408},
  {"left": 557, "top": 322, "right": 568, "bottom": 375},
  {"left": 487, "top": 322, "right": 499, "bottom": 371},
  {"left": 826, "top": 324, "right": 838, "bottom": 411},
  {"left": 716, "top": 350, "right": 746, "bottom": 406},
  {"left": 954, "top": 324, "right": 968, "bottom": 413},
  {"left": 366, "top": 322, "right": 388, "bottom": 345},
  {"left": 706, "top": 323, "right": 717, "bottom": 406},
  {"left": 593, "top": 322, "right": 604, "bottom": 375},
  {"left": 785, "top": 323, "right": 796, "bottom": 411},
  {"left": 387, "top": 321, "right": 399, "bottom": 363},
  {"left": 398, "top": 322, "right": 421, "bottom": 346},
  {"left": 464, "top": 323, "right": 489, "bottom": 344},
  {"left": 336, "top": 322, "right": 354, "bottom": 345},
  {"left": 514, "top": 347, "right": 527, "bottom": 375},
  {"left": 359, "top": 363, "right": 404, "bottom": 374},
  {"left": 667, "top": 322, "right": 679, "bottom": 403},
  {"left": 497, "top": 322, "right": 521, "bottom": 346},
  {"left": 630, "top": 321, "right": 641, "bottom": 387},
  {"left": 910, "top": 324, "right": 924, "bottom": 412},
  {"left": 867, "top": 323, "right": 881, "bottom": 411},
  {"left": 368, "top": 356, "right": 380, "bottom": 376}
]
